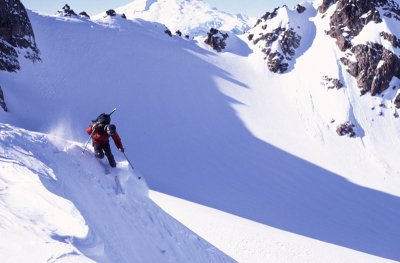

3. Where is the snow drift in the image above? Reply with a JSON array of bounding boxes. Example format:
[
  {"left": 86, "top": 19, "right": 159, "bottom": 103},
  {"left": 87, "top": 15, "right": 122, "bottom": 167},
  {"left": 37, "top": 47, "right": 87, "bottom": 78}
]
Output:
[{"left": 0, "top": 123, "right": 232, "bottom": 262}]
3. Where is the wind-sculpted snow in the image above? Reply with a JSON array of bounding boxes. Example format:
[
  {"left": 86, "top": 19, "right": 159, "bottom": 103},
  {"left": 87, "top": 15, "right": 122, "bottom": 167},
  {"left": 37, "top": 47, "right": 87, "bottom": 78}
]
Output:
[{"left": 0, "top": 124, "right": 233, "bottom": 262}]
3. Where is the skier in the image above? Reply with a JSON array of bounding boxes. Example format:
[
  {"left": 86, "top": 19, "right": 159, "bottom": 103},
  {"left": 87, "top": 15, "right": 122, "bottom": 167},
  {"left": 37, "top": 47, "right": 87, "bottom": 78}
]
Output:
[{"left": 86, "top": 113, "right": 124, "bottom": 168}]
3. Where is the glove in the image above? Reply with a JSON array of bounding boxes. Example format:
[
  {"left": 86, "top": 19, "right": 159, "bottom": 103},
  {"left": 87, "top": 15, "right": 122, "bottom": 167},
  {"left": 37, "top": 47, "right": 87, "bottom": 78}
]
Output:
[{"left": 119, "top": 147, "right": 125, "bottom": 153}]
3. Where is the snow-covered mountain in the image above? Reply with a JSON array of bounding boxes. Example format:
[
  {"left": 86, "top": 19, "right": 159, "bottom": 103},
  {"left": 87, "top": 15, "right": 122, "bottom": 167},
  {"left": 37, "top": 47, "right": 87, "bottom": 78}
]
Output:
[
  {"left": 111, "top": 0, "right": 251, "bottom": 36},
  {"left": 1, "top": 0, "right": 400, "bottom": 262}
]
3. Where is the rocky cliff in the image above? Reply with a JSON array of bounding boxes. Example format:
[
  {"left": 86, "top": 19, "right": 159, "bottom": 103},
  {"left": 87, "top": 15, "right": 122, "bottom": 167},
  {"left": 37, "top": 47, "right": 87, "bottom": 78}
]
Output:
[
  {"left": 0, "top": 0, "right": 40, "bottom": 72},
  {"left": 247, "top": 0, "right": 400, "bottom": 98},
  {"left": 324, "top": 0, "right": 400, "bottom": 96},
  {"left": 0, "top": 0, "right": 40, "bottom": 111}
]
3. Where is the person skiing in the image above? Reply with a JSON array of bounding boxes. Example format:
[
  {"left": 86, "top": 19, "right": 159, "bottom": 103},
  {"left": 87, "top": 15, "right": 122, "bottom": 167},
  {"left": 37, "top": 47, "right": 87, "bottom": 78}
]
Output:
[{"left": 86, "top": 113, "right": 124, "bottom": 168}]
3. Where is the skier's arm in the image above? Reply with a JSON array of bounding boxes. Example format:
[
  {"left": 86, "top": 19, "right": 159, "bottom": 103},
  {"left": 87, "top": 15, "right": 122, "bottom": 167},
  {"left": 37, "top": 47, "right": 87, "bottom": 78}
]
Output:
[
  {"left": 86, "top": 123, "right": 99, "bottom": 135},
  {"left": 111, "top": 132, "right": 123, "bottom": 150}
]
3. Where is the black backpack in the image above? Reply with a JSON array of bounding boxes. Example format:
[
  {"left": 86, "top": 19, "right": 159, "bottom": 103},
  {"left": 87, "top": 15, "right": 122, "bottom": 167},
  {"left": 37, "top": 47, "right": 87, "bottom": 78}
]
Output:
[{"left": 93, "top": 113, "right": 111, "bottom": 125}]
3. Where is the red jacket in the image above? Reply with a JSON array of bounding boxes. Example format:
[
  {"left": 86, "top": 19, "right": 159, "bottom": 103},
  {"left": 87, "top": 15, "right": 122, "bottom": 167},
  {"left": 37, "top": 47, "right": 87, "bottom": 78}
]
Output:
[{"left": 86, "top": 125, "right": 123, "bottom": 149}]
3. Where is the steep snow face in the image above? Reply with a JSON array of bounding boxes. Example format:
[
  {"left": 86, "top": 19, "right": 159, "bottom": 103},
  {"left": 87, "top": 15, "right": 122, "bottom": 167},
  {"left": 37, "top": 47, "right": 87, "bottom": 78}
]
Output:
[
  {"left": 112, "top": 0, "right": 251, "bottom": 36},
  {"left": 0, "top": 123, "right": 232, "bottom": 262}
]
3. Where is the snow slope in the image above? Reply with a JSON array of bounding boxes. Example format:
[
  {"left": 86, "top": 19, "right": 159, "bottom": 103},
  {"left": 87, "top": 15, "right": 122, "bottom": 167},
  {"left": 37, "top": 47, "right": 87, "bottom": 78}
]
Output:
[
  {"left": 0, "top": 123, "right": 232, "bottom": 262},
  {"left": 1, "top": 1, "right": 400, "bottom": 262}
]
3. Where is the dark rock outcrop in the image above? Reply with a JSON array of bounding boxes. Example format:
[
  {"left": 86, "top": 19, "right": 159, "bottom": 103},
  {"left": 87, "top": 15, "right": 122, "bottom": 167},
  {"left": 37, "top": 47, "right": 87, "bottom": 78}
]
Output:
[
  {"left": 0, "top": 0, "right": 40, "bottom": 72},
  {"left": 320, "top": 0, "right": 400, "bottom": 51},
  {"left": 0, "top": 0, "right": 41, "bottom": 112},
  {"left": 106, "top": 9, "right": 117, "bottom": 17},
  {"left": 0, "top": 85, "right": 7, "bottom": 112},
  {"left": 323, "top": 0, "right": 383, "bottom": 52},
  {"left": 380, "top": 31, "right": 400, "bottom": 48},
  {"left": 295, "top": 4, "right": 306, "bottom": 14},
  {"left": 255, "top": 7, "right": 279, "bottom": 26},
  {"left": 252, "top": 26, "right": 301, "bottom": 73},
  {"left": 0, "top": 39, "right": 19, "bottom": 71},
  {"left": 319, "top": 0, "right": 400, "bottom": 96},
  {"left": 248, "top": 5, "right": 305, "bottom": 74},
  {"left": 341, "top": 43, "right": 400, "bottom": 95},
  {"left": 394, "top": 93, "right": 400, "bottom": 108},
  {"left": 57, "top": 4, "right": 77, "bottom": 17},
  {"left": 79, "top": 11, "right": 90, "bottom": 18},
  {"left": 318, "top": 0, "right": 334, "bottom": 13},
  {"left": 164, "top": 29, "right": 172, "bottom": 37},
  {"left": 322, "top": 76, "right": 344, "bottom": 90},
  {"left": 204, "top": 28, "right": 229, "bottom": 52},
  {"left": 336, "top": 122, "right": 356, "bottom": 137}
]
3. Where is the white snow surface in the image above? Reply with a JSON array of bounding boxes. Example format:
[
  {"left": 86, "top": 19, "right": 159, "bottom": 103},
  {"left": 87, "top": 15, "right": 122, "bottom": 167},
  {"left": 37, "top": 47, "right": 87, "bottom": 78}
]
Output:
[
  {"left": 0, "top": 124, "right": 231, "bottom": 262},
  {"left": 1, "top": 1, "right": 400, "bottom": 262}
]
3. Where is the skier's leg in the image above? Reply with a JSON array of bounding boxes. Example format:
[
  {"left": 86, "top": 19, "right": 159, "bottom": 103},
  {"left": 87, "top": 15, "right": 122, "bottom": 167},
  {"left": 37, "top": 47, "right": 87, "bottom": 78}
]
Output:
[
  {"left": 103, "top": 142, "right": 116, "bottom": 167},
  {"left": 93, "top": 143, "right": 105, "bottom": 159}
]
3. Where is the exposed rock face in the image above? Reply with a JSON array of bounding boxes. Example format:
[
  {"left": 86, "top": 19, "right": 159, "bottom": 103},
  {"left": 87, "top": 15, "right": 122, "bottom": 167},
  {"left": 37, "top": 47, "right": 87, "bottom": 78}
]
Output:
[
  {"left": 318, "top": 0, "right": 334, "bottom": 13},
  {"left": 164, "top": 28, "right": 172, "bottom": 37},
  {"left": 253, "top": 26, "right": 301, "bottom": 73},
  {"left": 322, "top": 76, "right": 344, "bottom": 90},
  {"left": 106, "top": 9, "right": 117, "bottom": 17},
  {"left": 0, "top": 0, "right": 40, "bottom": 72},
  {"left": 57, "top": 4, "right": 77, "bottom": 17},
  {"left": 336, "top": 121, "right": 356, "bottom": 137},
  {"left": 79, "top": 11, "right": 90, "bottom": 19},
  {"left": 380, "top": 32, "right": 400, "bottom": 48},
  {"left": 0, "top": 85, "right": 7, "bottom": 112},
  {"left": 341, "top": 43, "right": 400, "bottom": 95},
  {"left": 295, "top": 4, "right": 306, "bottom": 14},
  {"left": 319, "top": 0, "right": 400, "bottom": 96},
  {"left": 248, "top": 5, "right": 305, "bottom": 74},
  {"left": 204, "top": 28, "right": 229, "bottom": 52},
  {"left": 255, "top": 7, "right": 279, "bottom": 27},
  {"left": 394, "top": 93, "right": 400, "bottom": 108},
  {"left": 0, "top": 0, "right": 40, "bottom": 112},
  {"left": 323, "top": 0, "right": 383, "bottom": 52}
]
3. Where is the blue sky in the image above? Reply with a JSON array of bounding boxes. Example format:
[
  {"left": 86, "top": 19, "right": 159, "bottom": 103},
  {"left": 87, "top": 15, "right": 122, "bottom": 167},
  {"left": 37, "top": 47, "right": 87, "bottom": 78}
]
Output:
[{"left": 21, "top": 0, "right": 303, "bottom": 18}]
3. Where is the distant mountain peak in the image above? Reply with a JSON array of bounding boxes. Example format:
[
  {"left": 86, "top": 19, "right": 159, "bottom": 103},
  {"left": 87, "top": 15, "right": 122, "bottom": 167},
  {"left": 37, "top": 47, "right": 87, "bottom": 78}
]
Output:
[{"left": 114, "top": 0, "right": 251, "bottom": 36}]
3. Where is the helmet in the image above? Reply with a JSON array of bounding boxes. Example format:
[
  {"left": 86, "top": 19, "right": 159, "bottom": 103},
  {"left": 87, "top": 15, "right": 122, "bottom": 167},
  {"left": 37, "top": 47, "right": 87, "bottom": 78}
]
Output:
[{"left": 106, "top": 124, "right": 116, "bottom": 135}]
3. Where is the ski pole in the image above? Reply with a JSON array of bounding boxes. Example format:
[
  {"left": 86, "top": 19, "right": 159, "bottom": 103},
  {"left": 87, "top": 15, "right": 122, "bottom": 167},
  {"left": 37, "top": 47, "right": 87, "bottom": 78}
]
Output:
[
  {"left": 123, "top": 152, "right": 141, "bottom": 179},
  {"left": 109, "top": 108, "right": 117, "bottom": 116},
  {"left": 82, "top": 125, "right": 96, "bottom": 154}
]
